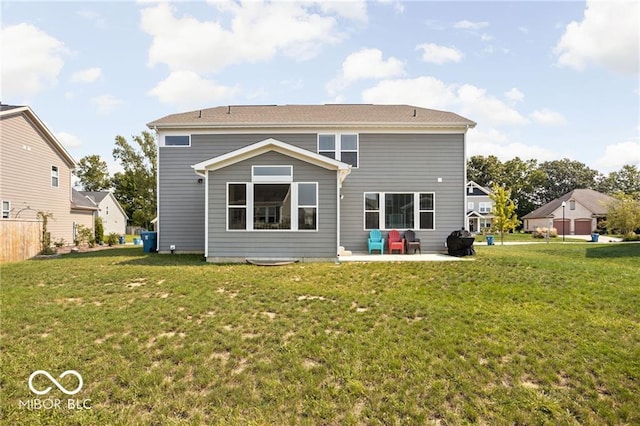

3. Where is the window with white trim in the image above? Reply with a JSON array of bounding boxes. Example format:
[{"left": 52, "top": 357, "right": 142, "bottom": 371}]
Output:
[
  {"left": 364, "top": 192, "right": 435, "bottom": 230},
  {"left": 227, "top": 168, "right": 318, "bottom": 231},
  {"left": 569, "top": 200, "right": 576, "bottom": 210},
  {"left": 318, "top": 133, "right": 358, "bottom": 167},
  {"left": 51, "top": 165, "right": 59, "bottom": 187},
  {"left": 297, "top": 183, "right": 317, "bottom": 230},
  {"left": 2, "top": 200, "right": 10, "bottom": 219},
  {"left": 479, "top": 202, "right": 492, "bottom": 213},
  {"left": 165, "top": 135, "right": 190, "bottom": 147}
]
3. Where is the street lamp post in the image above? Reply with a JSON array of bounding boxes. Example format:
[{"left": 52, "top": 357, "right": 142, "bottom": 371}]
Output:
[{"left": 561, "top": 201, "right": 566, "bottom": 242}]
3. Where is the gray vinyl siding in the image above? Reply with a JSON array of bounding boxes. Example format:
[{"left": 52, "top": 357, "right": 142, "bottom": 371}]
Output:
[
  {"left": 157, "top": 132, "right": 465, "bottom": 255},
  {"left": 208, "top": 151, "right": 337, "bottom": 260},
  {"left": 340, "top": 133, "right": 465, "bottom": 252},
  {"left": 158, "top": 134, "right": 317, "bottom": 253}
]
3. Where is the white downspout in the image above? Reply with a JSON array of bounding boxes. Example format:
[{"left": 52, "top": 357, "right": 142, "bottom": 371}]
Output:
[{"left": 193, "top": 168, "right": 208, "bottom": 258}]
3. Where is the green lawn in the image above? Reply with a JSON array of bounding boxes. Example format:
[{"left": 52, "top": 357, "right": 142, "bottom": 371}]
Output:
[{"left": 2, "top": 244, "right": 639, "bottom": 425}]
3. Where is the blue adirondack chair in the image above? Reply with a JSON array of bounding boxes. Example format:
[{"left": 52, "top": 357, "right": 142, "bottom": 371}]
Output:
[{"left": 368, "top": 229, "right": 385, "bottom": 254}]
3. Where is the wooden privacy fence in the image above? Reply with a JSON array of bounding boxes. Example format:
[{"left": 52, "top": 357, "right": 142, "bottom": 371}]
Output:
[{"left": 0, "top": 219, "right": 41, "bottom": 263}]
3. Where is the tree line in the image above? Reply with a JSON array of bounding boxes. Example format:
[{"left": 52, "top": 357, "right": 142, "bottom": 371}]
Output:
[{"left": 467, "top": 156, "right": 640, "bottom": 219}]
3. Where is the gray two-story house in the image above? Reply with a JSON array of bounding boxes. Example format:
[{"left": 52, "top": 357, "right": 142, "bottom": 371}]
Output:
[
  {"left": 465, "top": 181, "right": 494, "bottom": 233},
  {"left": 148, "top": 104, "right": 476, "bottom": 262}
]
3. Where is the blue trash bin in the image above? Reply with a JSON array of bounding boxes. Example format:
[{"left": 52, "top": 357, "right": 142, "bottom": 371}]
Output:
[
  {"left": 119, "top": 235, "right": 125, "bottom": 245},
  {"left": 486, "top": 235, "right": 495, "bottom": 246},
  {"left": 591, "top": 233, "right": 599, "bottom": 242},
  {"left": 141, "top": 231, "right": 157, "bottom": 253}
]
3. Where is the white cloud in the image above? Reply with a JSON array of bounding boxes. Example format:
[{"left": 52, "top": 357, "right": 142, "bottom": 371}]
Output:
[
  {"left": 326, "top": 48, "right": 405, "bottom": 95},
  {"left": 467, "top": 128, "right": 559, "bottom": 162},
  {"left": 595, "top": 140, "right": 640, "bottom": 172},
  {"left": 0, "top": 23, "right": 69, "bottom": 98},
  {"left": 530, "top": 108, "right": 568, "bottom": 126},
  {"left": 91, "top": 94, "right": 122, "bottom": 114},
  {"left": 454, "top": 20, "right": 489, "bottom": 30},
  {"left": 56, "top": 131, "right": 82, "bottom": 149},
  {"left": 71, "top": 67, "right": 103, "bottom": 83},
  {"left": 361, "top": 76, "right": 528, "bottom": 127},
  {"left": 505, "top": 88, "right": 524, "bottom": 103},
  {"left": 416, "top": 43, "right": 464, "bottom": 64},
  {"left": 148, "top": 70, "right": 238, "bottom": 110},
  {"left": 140, "top": 2, "right": 354, "bottom": 74},
  {"left": 480, "top": 33, "right": 493, "bottom": 42},
  {"left": 554, "top": 0, "right": 639, "bottom": 74},
  {"left": 377, "top": 0, "right": 404, "bottom": 14},
  {"left": 319, "top": 0, "right": 368, "bottom": 22}
]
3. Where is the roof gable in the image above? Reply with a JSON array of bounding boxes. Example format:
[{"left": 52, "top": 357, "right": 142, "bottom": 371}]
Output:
[
  {"left": 522, "top": 189, "right": 615, "bottom": 219},
  {"left": 0, "top": 105, "right": 76, "bottom": 167},
  {"left": 466, "top": 181, "right": 492, "bottom": 196},
  {"left": 193, "top": 138, "right": 351, "bottom": 172},
  {"left": 79, "top": 191, "right": 129, "bottom": 219}
]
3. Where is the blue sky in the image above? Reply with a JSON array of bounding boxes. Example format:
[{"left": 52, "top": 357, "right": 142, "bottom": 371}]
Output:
[{"left": 1, "top": 0, "right": 638, "bottom": 175}]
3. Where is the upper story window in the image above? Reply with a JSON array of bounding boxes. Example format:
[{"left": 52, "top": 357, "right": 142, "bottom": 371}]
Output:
[
  {"left": 2, "top": 201, "right": 10, "bottom": 219},
  {"left": 479, "top": 202, "right": 492, "bottom": 213},
  {"left": 569, "top": 200, "right": 576, "bottom": 210},
  {"left": 51, "top": 166, "right": 59, "bottom": 187},
  {"left": 164, "top": 135, "right": 190, "bottom": 147},
  {"left": 252, "top": 165, "right": 293, "bottom": 182},
  {"left": 318, "top": 133, "right": 358, "bottom": 167}
]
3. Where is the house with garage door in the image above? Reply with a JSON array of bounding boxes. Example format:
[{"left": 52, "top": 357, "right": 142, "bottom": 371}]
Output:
[
  {"left": 522, "top": 189, "right": 615, "bottom": 236},
  {"left": 148, "top": 104, "right": 476, "bottom": 262}
]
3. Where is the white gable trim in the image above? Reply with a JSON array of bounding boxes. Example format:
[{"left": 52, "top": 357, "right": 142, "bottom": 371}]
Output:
[
  {"left": 192, "top": 138, "right": 352, "bottom": 183},
  {"left": 466, "top": 181, "right": 492, "bottom": 196}
]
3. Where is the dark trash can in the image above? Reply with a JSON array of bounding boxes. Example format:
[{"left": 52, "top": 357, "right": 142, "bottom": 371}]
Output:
[
  {"left": 141, "top": 231, "right": 157, "bottom": 253},
  {"left": 486, "top": 235, "right": 495, "bottom": 246},
  {"left": 119, "top": 235, "right": 125, "bottom": 245},
  {"left": 447, "top": 229, "right": 476, "bottom": 257}
]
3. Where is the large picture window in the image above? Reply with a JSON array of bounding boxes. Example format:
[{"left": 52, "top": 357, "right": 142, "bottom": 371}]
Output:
[
  {"left": 317, "top": 133, "right": 358, "bottom": 167},
  {"left": 364, "top": 192, "right": 435, "bottom": 230},
  {"left": 227, "top": 181, "right": 318, "bottom": 231}
]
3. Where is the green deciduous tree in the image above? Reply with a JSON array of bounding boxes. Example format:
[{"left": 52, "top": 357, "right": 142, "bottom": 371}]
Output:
[
  {"left": 539, "top": 158, "right": 601, "bottom": 204},
  {"left": 489, "top": 184, "right": 521, "bottom": 245},
  {"left": 112, "top": 131, "right": 157, "bottom": 229},
  {"left": 604, "top": 193, "right": 640, "bottom": 237},
  {"left": 74, "top": 154, "right": 112, "bottom": 191},
  {"left": 597, "top": 165, "right": 640, "bottom": 200},
  {"left": 467, "top": 155, "right": 504, "bottom": 188}
]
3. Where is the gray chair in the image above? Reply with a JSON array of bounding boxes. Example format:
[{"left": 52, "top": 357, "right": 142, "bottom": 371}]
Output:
[{"left": 404, "top": 230, "right": 421, "bottom": 254}]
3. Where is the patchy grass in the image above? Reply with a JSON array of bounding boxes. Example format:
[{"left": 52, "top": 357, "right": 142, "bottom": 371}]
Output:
[{"left": 1, "top": 244, "right": 639, "bottom": 425}]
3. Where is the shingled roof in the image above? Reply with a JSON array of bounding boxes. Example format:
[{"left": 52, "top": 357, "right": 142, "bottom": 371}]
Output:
[
  {"left": 522, "top": 189, "right": 615, "bottom": 219},
  {"left": 147, "top": 104, "right": 476, "bottom": 129}
]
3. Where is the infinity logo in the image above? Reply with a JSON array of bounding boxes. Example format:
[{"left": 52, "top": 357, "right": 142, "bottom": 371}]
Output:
[{"left": 28, "top": 370, "right": 83, "bottom": 396}]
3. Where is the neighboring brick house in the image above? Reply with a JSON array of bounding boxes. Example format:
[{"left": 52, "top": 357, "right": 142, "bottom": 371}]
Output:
[
  {"left": 0, "top": 104, "right": 96, "bottom": 247},
  {"left": 148, "top": 104, "right": 476, "bottom": 261}
]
